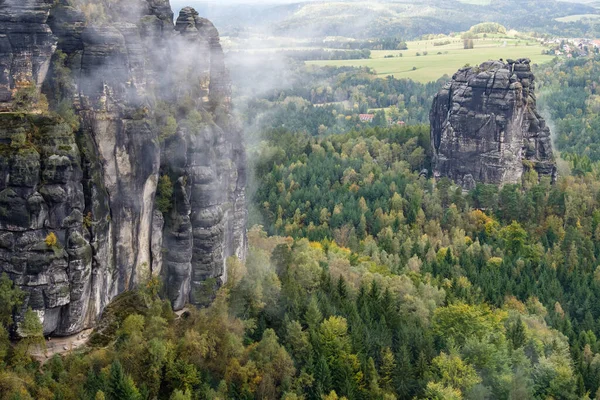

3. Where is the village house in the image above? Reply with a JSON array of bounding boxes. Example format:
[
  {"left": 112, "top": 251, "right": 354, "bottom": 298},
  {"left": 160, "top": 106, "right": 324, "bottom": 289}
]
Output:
[{"left": 359, "top": 114, "right": 375, "bottom": 122}]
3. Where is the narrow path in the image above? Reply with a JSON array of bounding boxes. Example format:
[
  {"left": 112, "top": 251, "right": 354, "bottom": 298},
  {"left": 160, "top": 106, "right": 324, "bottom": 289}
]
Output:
[
  {"left": 175, "top": 307, "right": 190, "bottom": 319},
  {"left": 30, "top": 307, "right": 189, "bottom": 363},
  {"left": 30, "top": 328, "right": 93, "bottom": 363}
]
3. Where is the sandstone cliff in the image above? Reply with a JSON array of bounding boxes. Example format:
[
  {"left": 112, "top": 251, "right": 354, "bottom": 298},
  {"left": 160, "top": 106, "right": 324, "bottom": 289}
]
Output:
[
  {"left": 430, "top": 58, "right": 556, "bottom": 189},
  {"left": 0, "top": 0, "right": 246, "bottom": 336}
]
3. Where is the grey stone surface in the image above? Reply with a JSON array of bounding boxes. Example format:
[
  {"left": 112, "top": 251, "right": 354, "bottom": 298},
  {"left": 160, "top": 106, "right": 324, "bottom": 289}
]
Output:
[
  {"left": 0, "top": 0, "right": 57, "bottom": 109},
  {"left": 0, "top": 0, "right": 247, "bottom": 336},
  {"left": 430, "top": 58, "right": 556, "bottom": 188}
]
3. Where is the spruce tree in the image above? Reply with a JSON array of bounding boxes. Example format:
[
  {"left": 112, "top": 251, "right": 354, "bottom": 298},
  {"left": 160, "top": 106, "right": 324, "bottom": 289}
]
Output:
[{"left": 107, "top": 361, "right": 141, "bottom": 400}]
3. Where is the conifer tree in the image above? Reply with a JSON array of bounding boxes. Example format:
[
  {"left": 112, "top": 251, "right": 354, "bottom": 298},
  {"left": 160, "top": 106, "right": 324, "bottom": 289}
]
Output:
[{"left": 107, "top": 361, "right": 141, "bottom": 400}]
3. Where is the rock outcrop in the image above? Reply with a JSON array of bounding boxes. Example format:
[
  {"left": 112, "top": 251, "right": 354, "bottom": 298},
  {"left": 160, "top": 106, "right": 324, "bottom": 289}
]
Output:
[
  {"left": 430, "top": 58, "right": 556, "bottom": 189},
  {"left": 0, "top": 0, "right": 57, "bottom": 110},
  {"left": 0, "top": 0, "right": 247, "bottom": 336}
]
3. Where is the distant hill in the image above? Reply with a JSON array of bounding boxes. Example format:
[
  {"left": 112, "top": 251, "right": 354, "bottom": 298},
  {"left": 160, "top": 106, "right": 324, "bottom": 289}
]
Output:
[{"left": 176, "top": 0, "right": 596, "bottom": 39}]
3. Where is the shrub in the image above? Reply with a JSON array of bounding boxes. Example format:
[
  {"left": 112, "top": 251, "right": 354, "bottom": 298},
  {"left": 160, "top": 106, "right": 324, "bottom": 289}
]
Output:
[
  {"left": 159, "top": 116, "right": 178, "bottom": 142},
  {"left": 10, "top": 129, "right": 27, "bottom": 149},
  {"left": 13, "top": 84, "right": 39, "bottom": 112},
  {"left": 55, "top": 100, "right": 80, "bottom": 130},
  {"left": 83, "top": 212, "right": 93, "bottom": 228},
  {"left": 156, "top": 175, "right": 173, "bottom": 214},
  {"left": 45, "top": 232, "right": 58, "bottom": 247}
]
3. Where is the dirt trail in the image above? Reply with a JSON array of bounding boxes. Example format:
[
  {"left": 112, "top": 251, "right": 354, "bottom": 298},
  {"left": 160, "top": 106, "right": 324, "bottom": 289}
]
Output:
[
  {"left": 31, "top": 328, "right": 93, "bottom": 362},
  {"left": 175, "top": 307, "right": 189, "bottom": 318},
  {"left": 30, "top": 308, "right": 189, "bottom": 362}
]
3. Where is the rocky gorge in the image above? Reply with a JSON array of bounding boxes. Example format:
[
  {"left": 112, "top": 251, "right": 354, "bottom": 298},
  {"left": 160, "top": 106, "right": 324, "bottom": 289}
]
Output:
[
  {"left": 0, "top": 0, "right": 246, "bottom": 336},
  {"left": 430, "top": 58, "right": 556, "bottom": 189}
]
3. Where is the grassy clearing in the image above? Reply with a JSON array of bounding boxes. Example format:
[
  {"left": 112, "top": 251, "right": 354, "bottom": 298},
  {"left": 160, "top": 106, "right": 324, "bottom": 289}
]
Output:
[
  {"left": 555, "top": 13, "right": 600, "bottom": 22},
  {"left": 306, "top": 37, "right": 554, "bottom": 83}
]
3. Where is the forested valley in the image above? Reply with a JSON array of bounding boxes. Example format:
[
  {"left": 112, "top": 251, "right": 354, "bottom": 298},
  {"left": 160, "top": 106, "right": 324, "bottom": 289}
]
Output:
[{"left": 6, "top": 33, "right": 600, "bottom": 400}]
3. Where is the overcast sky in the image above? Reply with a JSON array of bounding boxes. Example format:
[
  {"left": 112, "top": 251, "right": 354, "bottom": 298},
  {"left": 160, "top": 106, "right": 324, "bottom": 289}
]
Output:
[
  {"left": 171, "top": 0, "right": 309, "bottom": 6},
  {"left": 170, "top": 0, "right": 311, "bottom": 18}
]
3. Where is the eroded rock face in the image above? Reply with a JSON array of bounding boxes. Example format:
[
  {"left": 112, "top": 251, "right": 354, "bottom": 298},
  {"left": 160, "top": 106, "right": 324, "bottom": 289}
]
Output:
[
  {"left": 0, "top": 0, "right": 57, "bottom": 110},
  {"left": 0, "top": 115, "right": 93, "bottom": 335},
  {"left": 0, "top": 0, "right": 247, "bottom": 336},
  {"left": 430, "top": 58, "right": 556, "bottom": 189},
  {"left": 161, "top": 7, "right": 247, "bottom": 308}
]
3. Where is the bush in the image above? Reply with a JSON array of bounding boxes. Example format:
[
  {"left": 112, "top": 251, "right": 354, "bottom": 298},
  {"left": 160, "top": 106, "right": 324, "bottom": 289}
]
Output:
[
  {"left": 10, "top": 129, "right": 27, "bottom": 149},
  {"left": 83, "top": 212, "right": 93, "bottom": 228},
  {"left": 159, "top": 116, "right": 178, "bottom": 142},
  {"left": 55, "top": 100, "right": 80, "bottom": 130},
  {"left": 13, "top": 84, "right": 39, "bottom": 112},
  {"left": 45, "top": 232, "right": 58, "bottom": 247},
  {"left": 156, "top": 175, "right": 173, "bottom": 214}
]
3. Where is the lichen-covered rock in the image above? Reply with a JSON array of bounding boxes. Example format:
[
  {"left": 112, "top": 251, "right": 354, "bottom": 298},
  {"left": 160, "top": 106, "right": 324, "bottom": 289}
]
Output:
[
  {"left": 159, "top": 7, "right": 246, "bottom": 308},
  {"left": 430, "top": 58, "right": 556, "bottom": 189},
  {"left": 0, "top": 114, "right": 91, "bottom": 335},
  {"left": 0, "top": 0, "right": 247, "bottom": 336}
]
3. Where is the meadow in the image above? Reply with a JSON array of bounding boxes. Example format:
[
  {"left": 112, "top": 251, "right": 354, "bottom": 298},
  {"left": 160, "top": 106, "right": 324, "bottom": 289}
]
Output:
[{"left": 306, "top": 37, "right": 555, "bottom": 83}]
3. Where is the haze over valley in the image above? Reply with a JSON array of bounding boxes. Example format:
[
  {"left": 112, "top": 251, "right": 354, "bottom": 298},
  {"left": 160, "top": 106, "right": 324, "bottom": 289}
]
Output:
[{"left": 4, "top": 1, "right": 600, "bottom": 399}]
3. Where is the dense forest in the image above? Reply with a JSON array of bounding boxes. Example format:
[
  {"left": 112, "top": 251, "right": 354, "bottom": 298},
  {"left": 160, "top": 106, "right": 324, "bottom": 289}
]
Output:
[
  {"left": 229, "top": 62, "right": 444, "bottom": 138},
  {"left": 538, "top": 56, "right": 600, "bottom": 164},
  {"left": 6, "top": 119, "right": 600, "bottom": 399}
]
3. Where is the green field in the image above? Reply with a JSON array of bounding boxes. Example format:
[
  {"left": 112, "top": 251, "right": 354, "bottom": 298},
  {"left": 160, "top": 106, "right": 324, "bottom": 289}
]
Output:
[
  {"left": 555, "top": 13, "right": 600, "bottom": 22},
  {"left": 306, "top": 37, "right": 555, "bottom": 83}
]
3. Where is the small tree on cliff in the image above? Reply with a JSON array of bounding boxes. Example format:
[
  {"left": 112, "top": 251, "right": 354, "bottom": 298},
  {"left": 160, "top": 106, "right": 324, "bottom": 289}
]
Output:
[{"left": 156, "top": 174, "right": 174, "bottom": 214}]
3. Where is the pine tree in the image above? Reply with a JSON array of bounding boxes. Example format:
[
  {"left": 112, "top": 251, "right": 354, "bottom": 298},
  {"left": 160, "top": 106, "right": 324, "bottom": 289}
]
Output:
[
  {"left": 312, "top": 354, "right": 332, "bottom": 399},
  {"left": 395, "top": 346, "right": 415, "bottom": 398},
  {"left": 85, "top": 369, "right": 107, "bottom": 399},
  {"left": 337, "top": 276, "right": 348, "bottom": 300},
  {"left": 366, "top": 357, "right": 381, "bottom": 394},
  {"left": 507, "top": 316, "right": 527, "bottom": 349},
  {"left": 444, "top": 247, "right": 454, "bottom": 265},
  {"left": 107, "top": 361, "right": 141, "bottom": 400},
  {"left": 380, "top": 347, "right": 396, "bottom": 392},
  {"left": 358, "top": 214, "right": 367, "bottom": 238},
  {"left": 305, "top": 296, "right": 323, "bottom": 332},
  {"left": 0, "top": 273, "right": 24, "bottom": 327},
  {"left": 415, "top": 350, "right": 429, "bottom": 393},
  {"left": 576, "top": 373, "right": 585, "bottom": 397},
  {"left": 17, "top": 307, "right": 45, "bottom": 360}
]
